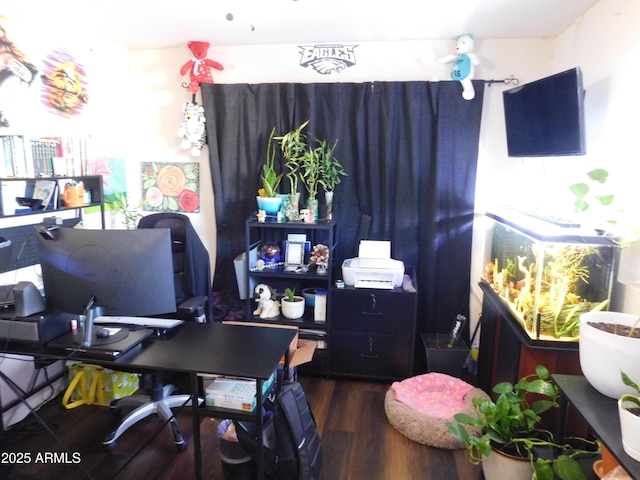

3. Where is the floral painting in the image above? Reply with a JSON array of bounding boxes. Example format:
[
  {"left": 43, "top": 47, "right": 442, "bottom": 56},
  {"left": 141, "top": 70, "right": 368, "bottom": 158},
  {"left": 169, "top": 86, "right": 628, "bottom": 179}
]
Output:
[{"left": 141, "top": 162, "right": 200, "bottom": 213}]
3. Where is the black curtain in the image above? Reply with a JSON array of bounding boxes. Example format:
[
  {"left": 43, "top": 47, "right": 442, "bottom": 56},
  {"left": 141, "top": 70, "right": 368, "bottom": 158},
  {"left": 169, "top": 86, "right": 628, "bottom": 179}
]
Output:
[{"left": 201, "top": 81, "right": 484, "bottom": 335}]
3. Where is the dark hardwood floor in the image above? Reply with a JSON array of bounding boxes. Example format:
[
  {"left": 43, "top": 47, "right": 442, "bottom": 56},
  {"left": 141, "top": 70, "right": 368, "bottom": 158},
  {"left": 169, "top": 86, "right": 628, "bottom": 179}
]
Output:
[{"left": 0, "top": 375, "right": 482, "bottom": 479}]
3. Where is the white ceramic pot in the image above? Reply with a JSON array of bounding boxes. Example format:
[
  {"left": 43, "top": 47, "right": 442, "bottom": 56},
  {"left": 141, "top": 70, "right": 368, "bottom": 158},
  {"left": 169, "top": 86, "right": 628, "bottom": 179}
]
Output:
[
  {"left": 579, "top": 311, "right": 640, "bottom": 399},
  {"left": 482, "top": 448, "right": 532, "bottom": 480},
  {"left": 618, "top": 396, "right": 640, "bottom": 462},
  {"left": 281, "top": 296, "right": 305, "bottom": 319}
]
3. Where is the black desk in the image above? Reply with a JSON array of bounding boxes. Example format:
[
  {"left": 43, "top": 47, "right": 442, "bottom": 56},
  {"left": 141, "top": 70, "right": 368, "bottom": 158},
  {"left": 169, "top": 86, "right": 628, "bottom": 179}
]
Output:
[
  {"left": 553, "top": 374, "right": 640, "bottom": 479},
  {"left": 1, "top": 322, "right": 295, "bottom": 480}
]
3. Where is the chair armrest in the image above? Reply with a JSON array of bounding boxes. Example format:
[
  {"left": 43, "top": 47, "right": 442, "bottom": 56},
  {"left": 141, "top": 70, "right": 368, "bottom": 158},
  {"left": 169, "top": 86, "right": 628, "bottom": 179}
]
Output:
[{"left": 178, "top": 295, "right": 208, "bottom": 314}]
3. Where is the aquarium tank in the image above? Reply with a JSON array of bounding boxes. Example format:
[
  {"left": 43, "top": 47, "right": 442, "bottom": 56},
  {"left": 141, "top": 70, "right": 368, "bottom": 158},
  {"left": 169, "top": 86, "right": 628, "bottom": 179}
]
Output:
[{"left": 482, "top": 208, "right": 617, "bottom": 342}]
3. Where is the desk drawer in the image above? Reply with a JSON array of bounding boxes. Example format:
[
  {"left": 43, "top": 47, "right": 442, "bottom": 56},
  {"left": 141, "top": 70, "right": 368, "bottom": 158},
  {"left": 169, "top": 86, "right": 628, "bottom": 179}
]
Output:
[
  {"left": 331, "top": 289, "right": 415, "bottom": 334},
  {"left": 330, "top": 333, "right": 412, "bottom": 379}
]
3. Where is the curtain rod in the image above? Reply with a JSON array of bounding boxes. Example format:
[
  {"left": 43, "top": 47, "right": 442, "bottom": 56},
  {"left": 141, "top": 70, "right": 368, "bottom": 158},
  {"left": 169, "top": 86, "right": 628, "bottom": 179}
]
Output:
[{"left": 482, "top": 75, "right": 519, "bottom": 87}]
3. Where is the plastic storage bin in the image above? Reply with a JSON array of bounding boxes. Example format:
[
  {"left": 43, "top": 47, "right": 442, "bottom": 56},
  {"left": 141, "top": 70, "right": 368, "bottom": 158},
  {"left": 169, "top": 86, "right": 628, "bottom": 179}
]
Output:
[
  {"left": 481, "top": 208, "right": 616, "bottom": 342},
  {"left": 217, "top": 419, "right": 256, "bottom": 480}
]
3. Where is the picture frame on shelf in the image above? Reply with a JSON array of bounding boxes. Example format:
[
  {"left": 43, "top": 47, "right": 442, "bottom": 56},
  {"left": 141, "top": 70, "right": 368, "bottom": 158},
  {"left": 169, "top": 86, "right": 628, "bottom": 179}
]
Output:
[{"left": 284, "top": 241, "right": 305, "bottom": 271}]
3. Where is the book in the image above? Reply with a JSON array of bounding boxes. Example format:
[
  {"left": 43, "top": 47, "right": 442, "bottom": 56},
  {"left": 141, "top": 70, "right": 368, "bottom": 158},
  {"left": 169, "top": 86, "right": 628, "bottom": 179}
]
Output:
[{"left": 32, "top": 179, "right": 57, "bottom": 209}]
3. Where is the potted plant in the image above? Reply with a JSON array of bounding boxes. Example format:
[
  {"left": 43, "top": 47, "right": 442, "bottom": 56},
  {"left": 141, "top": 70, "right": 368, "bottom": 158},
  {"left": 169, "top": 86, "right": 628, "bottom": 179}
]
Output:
[
  {"left": 446, "top": 364, "right": 597, "bottom": 480},
  {"left": 317, "top": 136, "right": 346, "bottom": 219},
  {"left": 256, "top": 127, "right": 283, "bottom": 215},
  {"left": 579, "top": 311, "right": 640, "bottom": 399},
  {"left": 619, "top": 372, "right": 640, "bottom": 462},
  {"left": 107, "top": 191, "right": 144, "bottom": 230},
  {"left": 274, "top": 120, "right": 309, "bottom": 221},
  {"left": 301, "top": 146, "right": 321, "bottom": 221},
  {"left": 280, "top": 287, "right": 305, "bottom": 319}
]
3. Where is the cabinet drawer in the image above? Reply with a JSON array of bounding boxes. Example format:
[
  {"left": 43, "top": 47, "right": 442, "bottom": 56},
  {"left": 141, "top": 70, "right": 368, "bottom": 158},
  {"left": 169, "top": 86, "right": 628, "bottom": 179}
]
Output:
[
  {"left": 330, "top": 289, "right": 416, "bottom": 334},
  {"left": 330, "top": 333, "right": 413, "bottom": 379}
]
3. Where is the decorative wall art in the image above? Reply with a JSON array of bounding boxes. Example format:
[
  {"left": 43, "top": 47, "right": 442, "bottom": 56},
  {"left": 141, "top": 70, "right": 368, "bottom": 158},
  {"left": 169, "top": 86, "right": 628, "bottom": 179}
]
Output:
[
  {"left": 0, "top": 15, "right": 38, "bottom": 126},
  {"left": 39, "top": 48, "right": 89, "bottom": 117},
  {"left": 298, "top": 44, "right": 358, "bottom": 75},
  {"left": 142, "top": 162, "right": 200, "bottom": 213}
]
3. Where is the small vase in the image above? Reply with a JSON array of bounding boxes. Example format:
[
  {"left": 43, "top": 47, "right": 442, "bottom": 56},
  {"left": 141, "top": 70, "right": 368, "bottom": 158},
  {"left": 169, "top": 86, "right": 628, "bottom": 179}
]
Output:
[
  {"left": 285, "top": 192, "right": 300, "bottom": 221},
  {"left": 325, "top": 191, "right": 334, "bottom": 220},
  {"left": 307, "top": 198, "right": 318, "bottom": 223}
]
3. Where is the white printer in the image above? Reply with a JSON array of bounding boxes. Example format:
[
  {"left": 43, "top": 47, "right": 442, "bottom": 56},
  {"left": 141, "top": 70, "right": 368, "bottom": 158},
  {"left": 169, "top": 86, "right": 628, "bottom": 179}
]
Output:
[{"left": 341, "top": 240, "right": 405, "bottom": 289}]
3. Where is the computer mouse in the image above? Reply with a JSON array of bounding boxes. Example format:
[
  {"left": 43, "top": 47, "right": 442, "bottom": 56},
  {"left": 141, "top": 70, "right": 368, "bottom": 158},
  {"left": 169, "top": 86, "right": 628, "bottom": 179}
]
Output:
[{"left": 95, "top": 328, "right": 110, "bottom": 339}]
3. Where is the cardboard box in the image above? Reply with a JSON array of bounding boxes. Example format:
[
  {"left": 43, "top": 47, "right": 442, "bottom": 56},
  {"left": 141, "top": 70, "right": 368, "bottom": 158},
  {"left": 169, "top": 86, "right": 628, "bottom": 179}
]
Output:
[{"left": 223, "top": 321, "right": 317, "bottom": 367}]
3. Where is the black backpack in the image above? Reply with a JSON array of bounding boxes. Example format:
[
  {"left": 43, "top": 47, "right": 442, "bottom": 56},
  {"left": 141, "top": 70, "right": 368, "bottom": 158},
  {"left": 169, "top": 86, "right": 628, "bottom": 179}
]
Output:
[{"left": 235, "top": 381, "right": 322, "bottom": 480}]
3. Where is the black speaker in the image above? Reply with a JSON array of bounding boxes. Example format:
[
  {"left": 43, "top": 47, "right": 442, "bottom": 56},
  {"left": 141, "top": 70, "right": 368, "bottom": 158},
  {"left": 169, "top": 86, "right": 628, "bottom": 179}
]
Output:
[{"left": 13, "top": 281, "right": 47, "bottom": 317}]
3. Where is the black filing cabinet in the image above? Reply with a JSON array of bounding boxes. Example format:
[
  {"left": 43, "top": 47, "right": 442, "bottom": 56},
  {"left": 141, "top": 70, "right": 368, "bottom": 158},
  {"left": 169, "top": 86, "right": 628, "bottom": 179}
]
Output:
[{"left": 329, "top": 270, "right": 417, "bottom": 380}]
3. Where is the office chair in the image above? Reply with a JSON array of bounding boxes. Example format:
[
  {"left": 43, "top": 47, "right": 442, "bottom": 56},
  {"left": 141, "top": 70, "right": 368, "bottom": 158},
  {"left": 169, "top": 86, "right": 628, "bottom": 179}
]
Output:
[{"left": 103, "top": 213, "right": 213, "bottom": 452}]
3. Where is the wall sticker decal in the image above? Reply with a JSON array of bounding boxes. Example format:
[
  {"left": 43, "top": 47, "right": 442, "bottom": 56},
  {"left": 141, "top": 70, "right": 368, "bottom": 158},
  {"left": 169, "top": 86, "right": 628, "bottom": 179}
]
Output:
[{"left": 298, "top": 44, "right": 358, "bottom": 75}]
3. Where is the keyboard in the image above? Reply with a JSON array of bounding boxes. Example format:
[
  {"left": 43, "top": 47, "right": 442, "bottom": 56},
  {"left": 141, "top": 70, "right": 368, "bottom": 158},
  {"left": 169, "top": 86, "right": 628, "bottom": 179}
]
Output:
[{"left": 93, "top": 316, "right": 184, "bottom": 329}]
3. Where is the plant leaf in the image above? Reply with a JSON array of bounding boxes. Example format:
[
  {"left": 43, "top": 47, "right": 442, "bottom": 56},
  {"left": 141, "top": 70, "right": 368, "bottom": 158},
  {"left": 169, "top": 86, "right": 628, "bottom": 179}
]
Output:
[
  {"left": 587, "top": 168, "right": 609, "bottom": 184},
  {"left": 569, "top": 183, "right": 589, "bottom": 197},
  {"left": 553, "top": 455, "right": 587, "bottom": 480},
  {"left": 596, "top": 194, "right": 614, "bottom": 206}
]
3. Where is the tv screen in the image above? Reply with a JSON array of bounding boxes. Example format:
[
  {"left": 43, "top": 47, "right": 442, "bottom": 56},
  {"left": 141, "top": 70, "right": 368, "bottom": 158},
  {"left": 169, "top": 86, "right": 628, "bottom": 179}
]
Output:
[
  {"left": 503, "top": 67, "right": 586, "bottom": 157},
  {"left": 36, "top": 227, "right": 177, "bottom": 316}
]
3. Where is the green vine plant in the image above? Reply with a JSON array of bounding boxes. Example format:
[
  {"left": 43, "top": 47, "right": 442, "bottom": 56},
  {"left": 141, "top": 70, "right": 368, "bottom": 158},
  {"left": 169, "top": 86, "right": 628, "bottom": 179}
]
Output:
[
  {"left": 447, "top": 365, "right": 598, "bottom": 480},
  {"left": 570, "top": 168, "right": 640, "bottom": 246},
  {"left": 107, "top": 192, "right": 144, "bottom": 230}
]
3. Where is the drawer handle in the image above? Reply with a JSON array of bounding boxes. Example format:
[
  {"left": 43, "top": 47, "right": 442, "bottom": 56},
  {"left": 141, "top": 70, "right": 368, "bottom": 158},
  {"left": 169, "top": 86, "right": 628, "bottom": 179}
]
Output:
[
  {"left": 362, "top": 311, "right": 382, "bottom": 316},
  {"left": 360, "top": 353, "right": 379, "bottom": 359}
]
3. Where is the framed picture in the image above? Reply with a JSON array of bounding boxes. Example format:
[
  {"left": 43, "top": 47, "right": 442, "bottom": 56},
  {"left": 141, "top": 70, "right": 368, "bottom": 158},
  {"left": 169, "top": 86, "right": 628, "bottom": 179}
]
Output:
[{"left": 284, "top": 241, "right": 305, "bottom": 270}]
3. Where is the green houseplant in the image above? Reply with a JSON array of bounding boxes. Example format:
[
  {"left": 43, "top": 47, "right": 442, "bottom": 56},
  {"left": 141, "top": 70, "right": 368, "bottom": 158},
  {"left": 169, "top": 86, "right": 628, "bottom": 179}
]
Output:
[
  {"left": 257, "top": 127, "right": 284, "bottom": 215},
  {"left": 281, "top": 287, "right": 305, "bottom": 319},
  {"left": 446, "top": 365, "right": 597, "bottom": 480},
  {"left": 274, "top": 120, "right": 309, "bottom": 220},
  {"left": 107, "top": 192, "right": 144, "bottom": 230},
  {"left": 619, "top": 372, "right": 640, "bottom": 462}
]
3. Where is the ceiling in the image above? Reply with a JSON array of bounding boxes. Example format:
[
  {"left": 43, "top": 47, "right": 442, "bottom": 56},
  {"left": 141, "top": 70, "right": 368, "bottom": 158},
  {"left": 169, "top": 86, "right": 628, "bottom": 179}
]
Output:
[{"left": 7, "top": 0, "right": 601, "bottom": 50}]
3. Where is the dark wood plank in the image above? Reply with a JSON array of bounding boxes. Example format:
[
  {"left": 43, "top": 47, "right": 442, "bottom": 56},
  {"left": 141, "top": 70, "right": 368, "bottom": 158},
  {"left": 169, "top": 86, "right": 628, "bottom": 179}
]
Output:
[{"left": 1, "top": 375, "right": 483, "bottom": 479}]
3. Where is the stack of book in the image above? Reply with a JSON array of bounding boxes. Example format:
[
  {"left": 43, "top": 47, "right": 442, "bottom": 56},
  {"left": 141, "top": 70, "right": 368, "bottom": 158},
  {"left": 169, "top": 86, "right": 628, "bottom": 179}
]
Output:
[{"left": 204, "top": 371, "right": 276, "bottom": 412}]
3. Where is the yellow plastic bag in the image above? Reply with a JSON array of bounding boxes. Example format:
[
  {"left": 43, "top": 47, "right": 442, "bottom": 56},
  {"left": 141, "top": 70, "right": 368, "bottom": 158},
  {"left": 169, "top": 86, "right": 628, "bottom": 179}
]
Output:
[{"left": 62, "top": 363, "right": 139, "bottom": 409}]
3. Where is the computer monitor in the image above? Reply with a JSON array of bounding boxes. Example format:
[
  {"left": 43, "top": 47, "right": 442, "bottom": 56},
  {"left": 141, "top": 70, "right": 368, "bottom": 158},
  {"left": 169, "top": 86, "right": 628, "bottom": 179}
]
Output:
[{"left": 36, "top": 226, "right": 177, "bottom": 316}]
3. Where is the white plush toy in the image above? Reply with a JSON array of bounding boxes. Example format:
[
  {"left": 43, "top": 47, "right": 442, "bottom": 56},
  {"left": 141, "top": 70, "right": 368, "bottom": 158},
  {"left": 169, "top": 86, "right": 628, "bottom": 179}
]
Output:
[
  {"left": 177, "top": 101, "right": 207, "bottom": 156},
  {"left": 438, "top": 34, "right": 481, "bottom": 100},
  {"left": 252, "top": 283, "right": 280, "bottom": 319}
]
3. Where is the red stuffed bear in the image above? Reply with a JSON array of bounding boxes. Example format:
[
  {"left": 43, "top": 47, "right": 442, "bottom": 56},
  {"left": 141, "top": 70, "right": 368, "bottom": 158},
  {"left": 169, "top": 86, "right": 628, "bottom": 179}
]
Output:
[{"left": 180, "top": 41, "right": 224, "bottom": 95}]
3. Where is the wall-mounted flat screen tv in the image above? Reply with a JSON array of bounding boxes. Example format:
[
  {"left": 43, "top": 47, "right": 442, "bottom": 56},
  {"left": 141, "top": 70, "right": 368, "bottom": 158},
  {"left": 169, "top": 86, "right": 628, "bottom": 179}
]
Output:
[{"left": 503, "top": 67, "right": 586, "bottom": 157}]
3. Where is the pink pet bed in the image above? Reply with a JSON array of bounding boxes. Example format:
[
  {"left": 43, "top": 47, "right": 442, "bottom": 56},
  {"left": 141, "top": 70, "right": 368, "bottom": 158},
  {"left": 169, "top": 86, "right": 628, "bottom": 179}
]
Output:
[{"left": 384, "top": 372, "right": 488, "bottom": 449}]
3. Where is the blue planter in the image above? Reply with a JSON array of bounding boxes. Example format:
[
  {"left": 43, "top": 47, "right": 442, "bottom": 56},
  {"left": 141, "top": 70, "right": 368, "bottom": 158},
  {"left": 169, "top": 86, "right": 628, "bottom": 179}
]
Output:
[{"left": 256, "top": 196, "right": 283, "bottom": 215}]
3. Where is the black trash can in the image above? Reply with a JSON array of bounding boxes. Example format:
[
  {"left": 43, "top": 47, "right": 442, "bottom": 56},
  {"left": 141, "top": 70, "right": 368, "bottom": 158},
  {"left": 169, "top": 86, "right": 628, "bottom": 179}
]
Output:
[{"left": 217, "top": 419, "right": 256, "bottom": 480}]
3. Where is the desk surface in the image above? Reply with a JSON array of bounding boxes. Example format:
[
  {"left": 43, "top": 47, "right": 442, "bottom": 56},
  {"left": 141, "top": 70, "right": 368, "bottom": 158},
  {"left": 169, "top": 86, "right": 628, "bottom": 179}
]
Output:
[
  {"left": 2, "top": 322, "right": 296, "bottom": 381},
  {"left": 553, "top": 374, "right": 640, "bottom": 479}
]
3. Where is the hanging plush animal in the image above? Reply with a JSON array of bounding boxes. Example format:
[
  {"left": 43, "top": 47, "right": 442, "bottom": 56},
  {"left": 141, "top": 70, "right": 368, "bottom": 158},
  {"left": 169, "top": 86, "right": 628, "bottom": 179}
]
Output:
[
  {"left": 177, "top": 102, "right": 206, "bottom": 156},
  {"left": 438, "top": 34, "right": 481, "bottom": 100},
  {"left": 179, "top": 41, "right": 224, "bottom": 95}
]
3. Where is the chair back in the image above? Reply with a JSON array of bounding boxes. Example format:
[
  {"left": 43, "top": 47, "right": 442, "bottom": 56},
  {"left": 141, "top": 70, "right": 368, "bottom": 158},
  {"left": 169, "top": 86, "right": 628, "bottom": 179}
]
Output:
[{"left": 138, "top": 213, "right": 213, "bottom": 321}]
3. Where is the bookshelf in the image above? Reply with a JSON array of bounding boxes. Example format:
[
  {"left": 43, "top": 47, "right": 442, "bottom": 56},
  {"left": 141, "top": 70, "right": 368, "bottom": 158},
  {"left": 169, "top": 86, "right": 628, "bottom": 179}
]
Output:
[
  {"left": 0, "top": 134, "right": 88, "bottom": 178},
  {"left": 0, "top": 175, "right": 105, "bottom": 227}
]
